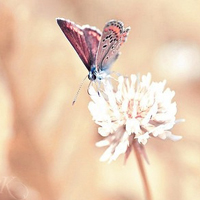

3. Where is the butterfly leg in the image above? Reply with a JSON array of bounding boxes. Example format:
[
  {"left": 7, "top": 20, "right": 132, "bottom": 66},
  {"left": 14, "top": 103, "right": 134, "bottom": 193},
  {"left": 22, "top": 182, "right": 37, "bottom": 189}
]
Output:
[
  {"left": 87, "top": 81, "right": 101, "bottom": 97},
  {"left": 87, "top": 81, "right": 93, "bottom": 95},
  {"left": 95, "top": 81, "right": 101, "bottom": 97},
  {"left": 110, "top": 71, "right": 121, "bottom": 77}
]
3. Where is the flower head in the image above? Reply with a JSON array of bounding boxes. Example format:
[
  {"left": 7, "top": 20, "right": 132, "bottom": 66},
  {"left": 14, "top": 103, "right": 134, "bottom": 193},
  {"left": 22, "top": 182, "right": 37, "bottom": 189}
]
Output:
[{"left": 88, "top": 73, "right": 184, "bottom": 163}]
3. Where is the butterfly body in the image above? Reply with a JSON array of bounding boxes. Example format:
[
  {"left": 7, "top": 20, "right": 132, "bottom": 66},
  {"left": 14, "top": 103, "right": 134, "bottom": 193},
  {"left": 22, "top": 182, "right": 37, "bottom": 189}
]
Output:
[
  {"left": 88, "top": 66, "right": 98, "bottom": 81},
  {"left": 57, "top": 18, "right": 130, "bottom": 82}
]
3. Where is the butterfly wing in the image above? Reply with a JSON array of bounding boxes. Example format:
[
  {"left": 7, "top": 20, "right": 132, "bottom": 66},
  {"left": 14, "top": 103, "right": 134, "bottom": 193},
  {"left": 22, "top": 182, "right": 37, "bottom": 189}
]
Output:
[
  {"left": 82, "top": 26, "right": 101, "bottom": 67},
  {"left": 96, "top": 20, "right": 130, "bottom": 72},
  {"left": 57, "top": 18, "right": 101, "bottom": 71}
]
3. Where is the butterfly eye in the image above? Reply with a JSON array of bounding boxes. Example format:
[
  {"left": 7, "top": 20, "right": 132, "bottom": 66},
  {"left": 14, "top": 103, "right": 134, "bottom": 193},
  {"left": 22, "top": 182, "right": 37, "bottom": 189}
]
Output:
[
  {"left": 88, "top": 70, "right": 97, "bottom": 81},
  {"left": 92, "top": 74, "right": 97, "bottom": 80}
]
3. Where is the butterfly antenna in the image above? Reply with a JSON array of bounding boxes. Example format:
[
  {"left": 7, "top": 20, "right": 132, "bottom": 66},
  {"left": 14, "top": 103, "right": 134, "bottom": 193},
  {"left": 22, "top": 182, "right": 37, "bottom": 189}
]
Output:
[
  {"left": 87, "top": 81, "right": 92, "bottom": 95},
  {"left": 72, "top": 75, "right": 88, "bottom": 105}
]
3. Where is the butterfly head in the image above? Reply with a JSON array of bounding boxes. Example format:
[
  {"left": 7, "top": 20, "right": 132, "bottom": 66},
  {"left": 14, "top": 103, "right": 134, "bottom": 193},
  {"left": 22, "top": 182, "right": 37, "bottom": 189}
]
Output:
[{"left": 88, "top": 66, "right": 97, "bottom": 81}]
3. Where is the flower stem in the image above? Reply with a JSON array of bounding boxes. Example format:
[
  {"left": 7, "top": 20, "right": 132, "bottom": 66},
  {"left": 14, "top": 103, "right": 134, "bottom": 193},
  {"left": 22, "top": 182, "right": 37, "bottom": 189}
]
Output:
[{"left": 133, "top": 142, "right": 152, "bottom": 200}]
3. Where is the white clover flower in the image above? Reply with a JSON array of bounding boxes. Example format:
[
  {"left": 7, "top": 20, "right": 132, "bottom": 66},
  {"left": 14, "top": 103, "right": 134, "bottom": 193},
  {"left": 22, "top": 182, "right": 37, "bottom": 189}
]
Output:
[{"left": 88, "top": 73, "right": 184, "bottom": 163}]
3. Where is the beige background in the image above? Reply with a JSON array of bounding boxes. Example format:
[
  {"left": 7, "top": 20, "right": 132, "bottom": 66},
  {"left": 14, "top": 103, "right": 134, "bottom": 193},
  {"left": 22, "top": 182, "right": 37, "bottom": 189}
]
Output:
[{"left": 0, "top": 0, "right": 199, "bottom": 200}]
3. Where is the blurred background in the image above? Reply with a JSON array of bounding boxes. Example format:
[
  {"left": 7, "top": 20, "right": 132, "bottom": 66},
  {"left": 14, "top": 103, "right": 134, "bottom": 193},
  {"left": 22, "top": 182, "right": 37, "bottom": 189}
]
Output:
[{"left": 0, "top": 0, "right": 199, "bottom": 199}]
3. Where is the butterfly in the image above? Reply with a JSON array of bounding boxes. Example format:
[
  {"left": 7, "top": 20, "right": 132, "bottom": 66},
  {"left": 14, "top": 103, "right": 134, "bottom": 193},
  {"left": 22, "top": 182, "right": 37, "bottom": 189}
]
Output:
[
  {"left": 57, "top": 18, "right": 130, "bottom": 79},
  {"left": 56, "top": 18, "right": 130, "bottom": 103}
]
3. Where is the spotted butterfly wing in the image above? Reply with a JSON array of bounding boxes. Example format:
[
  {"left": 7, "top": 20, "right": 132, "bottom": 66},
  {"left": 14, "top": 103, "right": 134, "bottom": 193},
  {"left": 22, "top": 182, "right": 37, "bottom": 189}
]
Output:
[
  {"left": 56, "top": 18, "right": 101, "bottom": 71},
  {"left": 96, "top": 20, "right": 130, "bottom": 72}
]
